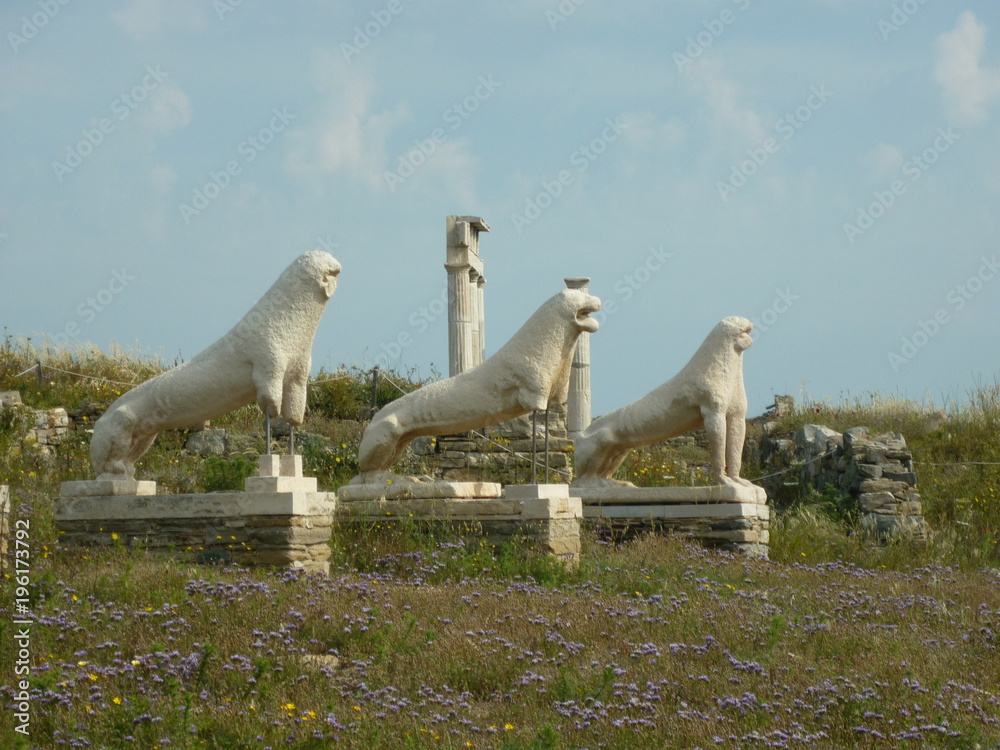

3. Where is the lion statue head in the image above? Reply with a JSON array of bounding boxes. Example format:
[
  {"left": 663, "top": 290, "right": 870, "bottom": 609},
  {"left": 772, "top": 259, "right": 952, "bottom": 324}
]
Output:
[
  {"left": 720, "top": 315, "right": 753, "bottom": 353},
  {"left": 295, "top": 250, "right": 341, "bottom": 299}
]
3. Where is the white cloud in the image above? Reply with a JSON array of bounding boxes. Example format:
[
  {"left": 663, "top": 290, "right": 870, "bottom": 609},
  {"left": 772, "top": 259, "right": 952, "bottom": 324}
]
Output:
[
  {"left": 935, "top": 11, "right": 1000, "bottom": 126},
  {"left": 860, "top": 143, "right": 904, "bottom": 181},
  {"left": 620, "top": 112, "right": 685, "bottom": 151},
  {"left": 138, "top": 84, "right": 193, "bottom": 135},
  {"left": 112, "top": 0, "right": 207, "bottom": 41},
  {"left": 284, "top": 52, "right": 410, "bottom": 191},
  {"left": 149, "top": 164, "right": 177, "bottom": 195},
  {"left": 388, "top": 138, "right": 479, "bottom": 205},
  {"left": 686, "top": 57, "right": 767, "bottom": 147}
]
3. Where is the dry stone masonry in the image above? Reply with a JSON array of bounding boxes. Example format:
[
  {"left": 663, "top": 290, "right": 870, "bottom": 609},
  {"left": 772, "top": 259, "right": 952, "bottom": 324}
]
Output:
[
  {"left": 56, "top": 456, "right": 336, "bottom": 574},
  {"left": 1, "top": 391, "right": 73, "bottom": 453},
  {"left": 760, "top": 422, "right": 928, "bottom": 542},
  {"left": 580, "top": 484, "right": 769, "bottom": 556},
  {"left": 422, "top": 407, "right": 573, "bottom": 483},
  {"left": 29, "top": 408, "right": 71, "bottom": 451},
  {"left": 338, "top": 481, "right": 582, "bottom": 568}
]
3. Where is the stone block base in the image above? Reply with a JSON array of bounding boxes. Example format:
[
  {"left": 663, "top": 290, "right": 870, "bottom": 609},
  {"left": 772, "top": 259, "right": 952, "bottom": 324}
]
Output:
[
  {"left": 60, "top": 479, "right": 157, "bottom": 497},
  {"left": 56, "top": 459, "right": 335, "bottom": 574},
  {"left": 576, "top": 485, "right": 770, "bottom": 557},
  {"left": 337, "top": 482, "right": 582, "bottom": 568}
]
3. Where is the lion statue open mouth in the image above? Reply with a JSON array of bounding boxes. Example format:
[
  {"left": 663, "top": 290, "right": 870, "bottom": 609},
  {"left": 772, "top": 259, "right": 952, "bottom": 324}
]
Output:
[{"left": 353, "top": 288, "right": 601, "bottom": 479}]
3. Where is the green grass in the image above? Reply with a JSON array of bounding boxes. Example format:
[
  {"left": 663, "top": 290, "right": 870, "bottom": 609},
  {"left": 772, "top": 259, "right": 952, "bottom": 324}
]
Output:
[
  {"left": 2, "top": 338, "right": 1000, "bottom": 747},
  {"left": 2, "top": 532, "right": 998, "bottom": 748}
]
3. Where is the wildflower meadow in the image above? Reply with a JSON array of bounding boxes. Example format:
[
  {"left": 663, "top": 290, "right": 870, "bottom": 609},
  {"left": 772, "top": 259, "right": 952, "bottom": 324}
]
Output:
[{"left": 0, "top": 338, "right": 998, "bottom": 749}]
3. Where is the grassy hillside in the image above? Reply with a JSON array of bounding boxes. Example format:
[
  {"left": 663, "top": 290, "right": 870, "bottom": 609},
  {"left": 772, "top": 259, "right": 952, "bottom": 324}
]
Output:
[{"left": 1, "top": 337, "right": 999, "bottom": 748}]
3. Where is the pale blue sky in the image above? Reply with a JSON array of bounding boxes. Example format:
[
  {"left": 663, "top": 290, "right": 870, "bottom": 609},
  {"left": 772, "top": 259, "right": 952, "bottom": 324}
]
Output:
[{"left": 2, "top": 1, "right": 999, "bottom": 415}]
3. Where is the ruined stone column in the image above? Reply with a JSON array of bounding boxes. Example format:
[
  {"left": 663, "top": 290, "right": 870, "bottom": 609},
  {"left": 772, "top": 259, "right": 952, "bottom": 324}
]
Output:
[
  {"left": 476, "top": 274, "right": 486, "bottom": 365},
  {"left": 446, "top": 216, "right": 490, "bottom": 376},
  {"left": 565, "top": 277, "right": 592, "bottom": 437},
  {"left": 446, "top": 263, "right": 473, "bottom": 377},
  {"left": 469, "top": 268, "right": 482, "bottom": 368}
]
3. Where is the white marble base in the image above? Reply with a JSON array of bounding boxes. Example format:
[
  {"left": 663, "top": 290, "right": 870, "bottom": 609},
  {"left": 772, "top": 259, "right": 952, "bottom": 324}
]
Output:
[
  {"left": 572, "top": 483, "right": 766, "bottom": 505},
  {"left": 338, "top": 480, "right": 502, "bottom": 502},
  {"left": 60, "top": 479, "right": 157, "bottom": 497}
]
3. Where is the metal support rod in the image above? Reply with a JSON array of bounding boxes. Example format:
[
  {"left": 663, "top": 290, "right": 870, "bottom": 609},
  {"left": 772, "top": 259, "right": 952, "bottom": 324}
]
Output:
[
  {"left": 544, "top": 408, "right": 550, "bottom": 484},
  {"left": 36, "top": 360, "right": 43, "bottom": 388},
  {"left": 266, "top": 412, "right": 271, "bottom": 455},
  {"left": 371, "top": 365, "right": 380, "bottom": 416},
  {"left": 531, "top": 411, "right": 538, "bottom": 484},
  {"left": 289, "top": 426, "right": 295, "bottom": 456}
]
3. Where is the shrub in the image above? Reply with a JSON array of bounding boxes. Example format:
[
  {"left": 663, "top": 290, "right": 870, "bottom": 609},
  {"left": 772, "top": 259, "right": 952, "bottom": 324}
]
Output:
[{"left": 202, "top": 455, "right": 257, "bottom": 492}]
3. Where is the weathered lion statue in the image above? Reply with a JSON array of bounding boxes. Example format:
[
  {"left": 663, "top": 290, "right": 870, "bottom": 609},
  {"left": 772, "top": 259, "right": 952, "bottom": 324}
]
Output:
[
  {"left": 572, "top": 315, "right": 757, "bottom": 491},
  {"left": 90, "top": 251, "right": 341, "bottom": 480},
  {"left": 353, "top": 288, "right": 601, "bottom": 480}
]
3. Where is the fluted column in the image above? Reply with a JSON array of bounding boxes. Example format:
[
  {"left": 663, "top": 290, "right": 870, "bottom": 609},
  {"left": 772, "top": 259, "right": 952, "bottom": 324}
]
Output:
[
  {"left": 446, "top": 215, "right": 490, "bottom": 376},
  {"left": 565, "top": 277, "right": 592, "bottom": 437},
  {"left": 469, "top": 268, "right": 481, "bottom": 368},
  {"left": 447, "top": 263, "right": 473, "bottom": 376},
  {"left": 476, "top": 274, "right": 486, "bottom": 365}
]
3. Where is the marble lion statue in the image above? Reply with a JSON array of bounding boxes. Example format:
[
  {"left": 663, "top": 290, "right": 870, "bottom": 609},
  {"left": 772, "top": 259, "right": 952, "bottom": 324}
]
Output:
[
  {"left": 572, "top": 315, "right": 757, "bottom": 490},
  {"left": 90, "top": 251, "right": 341, "bottom": 480},
  {"left": 353, "top": 288, "right": 601, "bottom": 480}
]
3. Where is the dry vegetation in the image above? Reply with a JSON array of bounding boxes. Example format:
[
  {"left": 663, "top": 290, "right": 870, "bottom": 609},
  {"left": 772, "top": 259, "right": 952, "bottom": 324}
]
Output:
[{"left": 1, "top": 336, "right": 999, "bottom": 748}]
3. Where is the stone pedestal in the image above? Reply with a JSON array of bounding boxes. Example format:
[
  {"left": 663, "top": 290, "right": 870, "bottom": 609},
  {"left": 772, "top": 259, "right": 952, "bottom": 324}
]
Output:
[
  {"left": 55, "top": 458, "right": 335, "bottom": 574},
  {"left": 504, "top": 484, "right": 582, "bottom": 566},
  {"left": 338, "top": 480, "right": 582, "bottom": 567},
  {"left": 575, "top": 484, "right": 769, "bottom": 557},
  {"left": 60, "top": 479, "right": 157, "bottom": 497}
]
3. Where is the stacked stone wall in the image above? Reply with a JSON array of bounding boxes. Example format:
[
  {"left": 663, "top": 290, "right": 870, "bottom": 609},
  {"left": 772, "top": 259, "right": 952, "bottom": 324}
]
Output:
[
  {"left": 418, "top": 406, "right": 575, "bottom": 483},
  {"left": 760, "top": 423, "right": 928, "bottom": 541}
]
